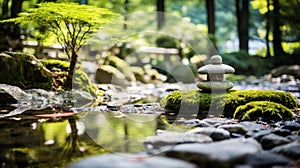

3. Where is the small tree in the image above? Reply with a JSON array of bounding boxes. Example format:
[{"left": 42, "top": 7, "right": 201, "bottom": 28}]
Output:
[{"left": 3, "top": 2, "right": 118, "bottom": 89}]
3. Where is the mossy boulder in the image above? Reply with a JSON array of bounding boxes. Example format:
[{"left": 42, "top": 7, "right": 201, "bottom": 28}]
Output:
[
  {"left": 233, "top": 101, "right": 295, "bottom": 122},
  {"left": 129, "top": 66, "right": 145, "bottom": 82},
  {"left": 95, "top": 65, "right": 128, "bottom": 86},
  {"left": 105, "top": 56, "right": 136, "bottom": 82},
  {"left": 0, "top": 52, "right": 53, "bottom": 90},
  {"left": 160, "top": 89, "right": 298, "bottom": 119},
  {"left": 41, "top": 59, "right": 98, "bottom": 96}
]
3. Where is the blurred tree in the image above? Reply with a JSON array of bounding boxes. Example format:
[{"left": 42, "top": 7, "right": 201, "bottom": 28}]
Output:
[
  {"left": 0, "top": 0, "right": 24, "bottom": 52},
  {"left": 2, "top": 2, "right": 117, "bottom": 90},
  {"left": 272, "top": 0, "right": 284, "bottom": 56},
  {"left": 206, "top": 0, "right": 216, "bottom": 48},
  {"left": 157, "top": 0, "right": 165, "bottom": 30},
  {"left": 236, "top": 0, "right": 249, "bottom": 53}
]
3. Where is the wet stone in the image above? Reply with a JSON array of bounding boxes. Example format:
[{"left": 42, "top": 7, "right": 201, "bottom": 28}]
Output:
[
  {"left": 253, "top": 130, "right": 273, "bottom": 142},
  {"left": 144, "top": 131, "right": 212, "bottom": 149},
  {"left": 281, "top": 121, "right": 300, "bottom": 132},
  {"left": 218, "top": 124, "right": 249, "bottom": 135},
  {"left": 239, "top": 121, "right": 266, "bottom": 132},
  {"left": 184, "top": 119, "right": 212, "bottom": 127},
  {"left": 187, "top": 127, "right": 230, "bottom": 141},
  {"left": 271, "top": 141, "right": 300, "bottom": 160},
  {"left": 67, "top": 154, "right": 197, "bottom": 168},
  {"left": 272, "top": 128, "right": 292, "bottom": 137},
  {"left": 244, "top": 151, "right": 292, "bottom": 167},
  {"left": 260, "top": 133, "right": 291, "bottom": 150},
  {"left": 165, "top": 138, "right": 262, "bottom": 168}
]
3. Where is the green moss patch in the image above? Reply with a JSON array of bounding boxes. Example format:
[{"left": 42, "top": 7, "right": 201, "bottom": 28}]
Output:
[
  {"left": 233, "top": 101, "right": 295, "bottom": 122},
  {"left": 160, "top": 89, "right": 298, "bottom": 119}
]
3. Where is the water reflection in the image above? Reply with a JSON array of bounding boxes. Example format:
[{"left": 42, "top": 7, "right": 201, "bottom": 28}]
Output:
[{"left": 0, "top": 110, "right": 162, "bottom": 167}]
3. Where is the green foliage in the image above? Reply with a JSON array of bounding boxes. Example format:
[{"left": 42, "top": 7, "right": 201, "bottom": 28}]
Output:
[
  {"left": 3, "top": 2, "right": 118, "bottom": 58},
  {"left": 160, "top": 89, "right": 298, "bottom": 119},
  {"left": 155, "top": 35, "right": 178, "bottom": 48},
  {"left": 234, "top": 101, "right": 295, "bottom": 122}
]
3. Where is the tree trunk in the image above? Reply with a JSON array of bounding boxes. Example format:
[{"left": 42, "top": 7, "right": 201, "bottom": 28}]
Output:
[
  {"left": 272, "top": 0, "right": 284, "bottom": 56},
  {"left": 124, "top": 0, "right": 129, "bottom": 30},
  {"left": 157, "top": 0, "right": 165, "bottom": 30},
  {"left": 266, "top": 0, "right": 271, "bottom": 57},
  {"left": 2, "top": 0, "right": 9, "bottom": 18},
  {"left": 0, "top": 0, "right": 24, "bottom": 52},
  {"left": 65, "top": 50, "right": 78, "bottom": 90},
  {"left": 236, "top": 0, "right": 249, "bottom": 53},
  {"left": 206, "top": 0, "right": 216, "bottom": 47}
]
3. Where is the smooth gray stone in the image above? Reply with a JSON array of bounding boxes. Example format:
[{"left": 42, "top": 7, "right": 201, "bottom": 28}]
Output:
[
  {"left": 187, "top": 127, "right": 230, "bottom": 141},
  {"left": 244, "top": 151, "right": 292, "bottom": 167},
  {"left": 165, "top": 138, "right": 262, "bottom": 168},
  {"left": 67, "top": 154, "right": 197, "bottom": 168},
  {"left": 271, "top": 141, "right": 300, "bottom": 160},
  {"left": 144, "top": 131, "right": 212, "bottom": 149},
  {"left": 218, "top": 124, "right": 249, "bottom": 135},
  {"left": 260, "top": 133, "right": 291, "bottom": 150}
]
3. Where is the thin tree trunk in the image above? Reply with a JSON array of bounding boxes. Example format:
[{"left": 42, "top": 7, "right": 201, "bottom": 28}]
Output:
[
  {"left": 206, "top": 0, "right": 216, "bottom": 46},
  {"left": 124, "top": 0, "right": 129, "bottom": 30},
  {"left": 2, "top": 0, "right": 9, "bottom": 18},
  {"left": 157, "top": 0, "right": 165, "bottom": 30},
  {"left": 236, "top": 0, "right": 249, "bottom": 53},
  {"left": 266, "top": 0, "right": 271, "bottom": 57},
  {"left": 66, "top": 50, "right": 78, "bottom": 90},
  {"left": 272, "top": 0, "right": 284, "bottom": 56}
]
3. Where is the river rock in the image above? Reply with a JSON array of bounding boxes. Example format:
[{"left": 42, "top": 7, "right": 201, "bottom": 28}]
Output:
[
  {"left": 260, "top": 133, "right": 291, "bottom": 150},
  {"left": 239, "top": 121, "right": 266, "bottom": 132},
  {"left": 218, "top": 124, "right": 249, "bottom": 135},
  {"left": 201, "top": 117, "right": 234, "bottom": 126},
  {"left": 67, "top": 154, "right": 197, "bottom": 168},
  {"left": 184, "top": 119, "right": 212, "bottom": 127},
  {"left": 95, "top": 65, "right": 128, "bottom": 86},
  {"left": 281, "top": 121, "right": 300, "bottom": 132},
  {"left": 243, "top": 151, "right": 292, "bottom": 167},
  {"left": 270, "top": 65, "right": 300, "bottom": 79},
  {"left": 165, "top": 138, "right": 262, "bottom": 168},
  {"left": 272, "top": 128, "right": 292, "bottom": 137},
  {"left": 144, "top": 131, "right": 212, "bottom": 149},
  {"left": 271, "top": 141, "right": 300, "bottom": 160},
  {"left": 187, "top": 127, "right": 230, "bottom": 141}
]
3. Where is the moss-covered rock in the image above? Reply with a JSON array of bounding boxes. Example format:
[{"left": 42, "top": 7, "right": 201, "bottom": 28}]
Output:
[
  {"left": 105, "top": 55, "right": 136, "bottom": 82},
  {"left": 95, "top": 65, "right": 128, "bottom": 86},
  {"left": 160, "top": 89, "right": 298, "bottom": 119},
  {"left": 0, "top": 52, "right": 53, "bottom": 90},
  {"left": 233, "top": 101, "right": 295, "bottom": 122}
]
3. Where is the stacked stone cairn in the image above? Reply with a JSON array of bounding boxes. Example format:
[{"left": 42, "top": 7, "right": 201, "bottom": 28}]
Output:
[{"left": 197, "top": 55, "right": 235, "bottom": 92}]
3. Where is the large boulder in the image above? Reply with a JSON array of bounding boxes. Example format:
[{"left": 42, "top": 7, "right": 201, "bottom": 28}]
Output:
[{"left": 0, "top": 52, "right": 53, "bottom": 90}]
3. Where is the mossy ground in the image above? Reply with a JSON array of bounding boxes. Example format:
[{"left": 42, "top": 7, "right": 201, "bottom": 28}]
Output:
[
  {"left": 160, "top": 89, "right": 298, "bottom": 120},
  {"left": 233, "top": 101, "right": 295, "bottom": 122}
]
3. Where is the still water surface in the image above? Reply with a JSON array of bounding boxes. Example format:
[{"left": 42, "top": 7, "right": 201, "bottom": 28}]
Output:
[{"left": 0, "top": 110, "right": 167, "bottom": 168}]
